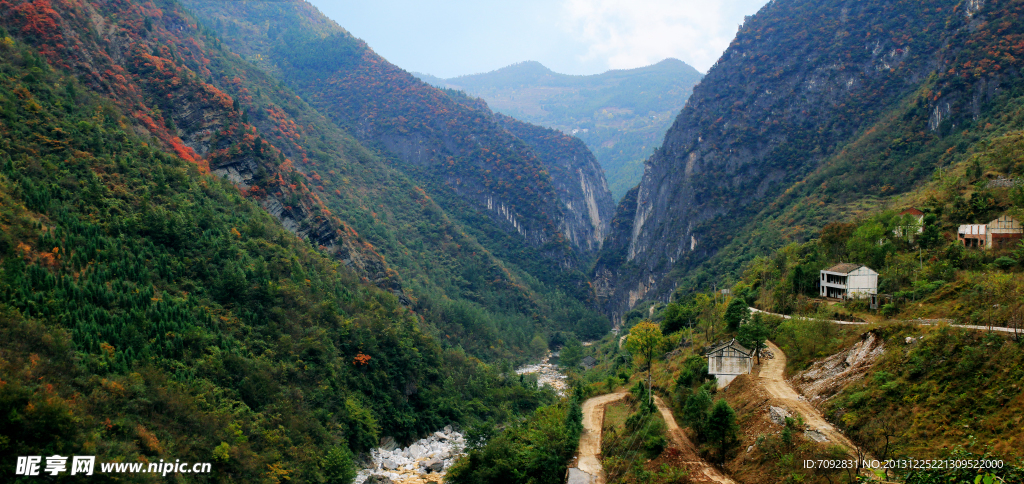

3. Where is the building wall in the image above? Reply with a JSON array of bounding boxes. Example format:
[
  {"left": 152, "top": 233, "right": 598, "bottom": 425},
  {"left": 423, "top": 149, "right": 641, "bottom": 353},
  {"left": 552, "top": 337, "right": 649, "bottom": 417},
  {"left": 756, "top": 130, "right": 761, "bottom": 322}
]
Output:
[
  {"left": 819, "top": 268, "right": 877, "bottom": 298},
  {"left": 846, "top": 268, "right": 877, "bottom": 297}
]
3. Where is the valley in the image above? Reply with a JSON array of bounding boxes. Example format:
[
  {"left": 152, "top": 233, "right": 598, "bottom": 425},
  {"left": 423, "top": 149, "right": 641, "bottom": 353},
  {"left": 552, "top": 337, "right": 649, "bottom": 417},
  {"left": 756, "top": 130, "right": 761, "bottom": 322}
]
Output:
[{"left": 1, "top": 0, "right": 1023, "bottom": 482}]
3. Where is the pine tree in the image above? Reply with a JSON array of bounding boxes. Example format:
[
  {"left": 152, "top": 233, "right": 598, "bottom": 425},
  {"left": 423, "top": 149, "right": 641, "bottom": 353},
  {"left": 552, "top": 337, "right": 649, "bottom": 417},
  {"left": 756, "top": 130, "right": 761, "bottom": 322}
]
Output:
[{"left": 706, "top": 399, "right": 740, "bottom": 464}]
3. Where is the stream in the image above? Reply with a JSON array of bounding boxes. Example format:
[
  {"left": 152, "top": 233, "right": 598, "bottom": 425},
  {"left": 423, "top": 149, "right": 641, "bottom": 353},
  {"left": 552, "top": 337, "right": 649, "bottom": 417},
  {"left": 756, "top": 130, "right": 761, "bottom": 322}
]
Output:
[
  {"left": 515, "top": 352, "right": 568, "bottom": 396},
  {"left": 352, "top": 356, "right": 567, "bottom": 483}
]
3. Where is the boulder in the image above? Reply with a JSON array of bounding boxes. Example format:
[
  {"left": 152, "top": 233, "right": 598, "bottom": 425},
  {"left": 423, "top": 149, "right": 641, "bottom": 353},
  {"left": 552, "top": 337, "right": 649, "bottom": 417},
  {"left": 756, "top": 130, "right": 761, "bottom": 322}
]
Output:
[
  {"left": 380, "top": 436, "right": 398, "bottom": 451},
  {"left": 365, "top": 476, "right": 394, "bottom": 484},
  {"left": 421, "top": 457, "right": 443, "bottom": 473},
  {"left": 804, "top": 430, "right": 829, "bottom": 442},
  {"left": 408, "top": 443, "right": 425, "bottom": 459},
  {"left": 769, "top": 406, "right": 792, "bottom": 426}
]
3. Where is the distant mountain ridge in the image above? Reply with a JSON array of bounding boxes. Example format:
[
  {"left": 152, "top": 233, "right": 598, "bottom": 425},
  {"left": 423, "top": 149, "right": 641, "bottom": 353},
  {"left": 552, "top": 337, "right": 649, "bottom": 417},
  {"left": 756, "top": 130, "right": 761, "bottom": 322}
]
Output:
[{"left": 415, "top": 59, "right": 704, "bottom": 200}]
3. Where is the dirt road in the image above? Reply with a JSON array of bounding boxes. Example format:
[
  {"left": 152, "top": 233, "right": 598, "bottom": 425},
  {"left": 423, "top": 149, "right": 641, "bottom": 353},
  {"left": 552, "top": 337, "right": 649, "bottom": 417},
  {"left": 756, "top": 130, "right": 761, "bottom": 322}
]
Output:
[
  {"left": 575, "top": 392, "right": 629, "bottom": 481},
  {"left": 760, "top": 341, "right": 860, "bottom": 455},
  {"left": 570, "top": 391, "right": 737, "bottom": 484},
  {"left": 651, "top": 396, "right": 738, "bottom": 484}
]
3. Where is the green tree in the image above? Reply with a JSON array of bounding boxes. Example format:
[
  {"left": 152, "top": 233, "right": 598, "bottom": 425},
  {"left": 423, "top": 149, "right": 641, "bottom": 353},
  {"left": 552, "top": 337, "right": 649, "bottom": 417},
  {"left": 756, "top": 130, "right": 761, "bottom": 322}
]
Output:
[
  {"left": 706, "top": 399, "right": 740, "bottom": 464},
  {"left": 675, "top": 354, "right": 710, "bottom": 389},
  {"left": 737, "top": 314, "right": 770, "bottom": 364},
  {"left": 847, "top": 221, "right": 892, "bottom": 269},
  {"left": 625, "top": 321, "right": 664, "bottom": 404},
  {"left": 559, "top": 336, "right": 584, "bottom": 370},
  {"left": 321, "top": 445, "right": 357, "bottom": 484},
  {"left": 529, "top": 333, "right": 548, "bottom": 359},
  {"left": 723, "top": 297, "right": 749, "bottom": 332},
  {"left": 682, "top": 386, "right": 713, "bottom": 442},
  {"left": 661, "top": 300, "right": 699, "bottom": 334},
  {"left": 919, "top": 214, "right": 941, "bottom": 249}
]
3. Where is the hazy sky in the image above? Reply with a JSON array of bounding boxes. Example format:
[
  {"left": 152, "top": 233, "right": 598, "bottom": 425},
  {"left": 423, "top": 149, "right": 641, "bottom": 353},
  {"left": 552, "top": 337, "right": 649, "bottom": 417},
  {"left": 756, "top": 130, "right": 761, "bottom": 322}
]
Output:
[{"left": 307, "top": 0, "right": 771, "bottom": 78}]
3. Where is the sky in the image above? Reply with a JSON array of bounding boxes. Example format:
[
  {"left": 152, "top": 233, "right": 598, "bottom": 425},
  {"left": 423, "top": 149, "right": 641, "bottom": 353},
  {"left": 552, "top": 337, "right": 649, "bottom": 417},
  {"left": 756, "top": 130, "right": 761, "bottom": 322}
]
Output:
[{"left": 307, "top": 0, "right": 771, "bottom": 79}]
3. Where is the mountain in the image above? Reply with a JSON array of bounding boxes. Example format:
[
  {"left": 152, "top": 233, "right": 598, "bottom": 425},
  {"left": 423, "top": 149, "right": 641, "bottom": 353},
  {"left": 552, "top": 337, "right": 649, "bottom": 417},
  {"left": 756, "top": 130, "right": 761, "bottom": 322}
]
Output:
[
  {"left": 6, "top": 0, "right": 614, "bottom": 355},
  {"left": 0, "top": 24, "right": 567, "bottom": 481},
  {"left": 178, "top": 0, "right": 615, "bottom": 275},
  {"left": 417, "top": 59, "right": 704, "bottom": 201},
  {"left": 596, "top": 0, "right": 1024, "bottom": 323}
]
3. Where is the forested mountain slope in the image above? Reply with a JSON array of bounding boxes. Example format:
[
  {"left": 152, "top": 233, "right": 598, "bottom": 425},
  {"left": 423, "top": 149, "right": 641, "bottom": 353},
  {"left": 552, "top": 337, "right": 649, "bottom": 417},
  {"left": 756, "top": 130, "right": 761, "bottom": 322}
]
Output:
[
  {"left": 597, "top": 0, "right": 1024, "bottom": 322},
  {"left": 418, "top": 59, "right": 704, "bottom": 201},
  {"left": 0, "top": 0, "right": 612, "bottom": 356},
  {"left": 179, "top": 0, "right": 615, "bottom": 271},
  {"left": 0, "top": 32, "right": 561, "bottom": 482}
]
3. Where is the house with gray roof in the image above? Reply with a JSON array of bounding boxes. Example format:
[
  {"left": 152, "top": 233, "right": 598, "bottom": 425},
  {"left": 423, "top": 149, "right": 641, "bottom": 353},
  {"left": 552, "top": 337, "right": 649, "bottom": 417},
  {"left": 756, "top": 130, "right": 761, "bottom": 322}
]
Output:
[{"left": 819, "top": 263, "right": 878, "bottom": 299}]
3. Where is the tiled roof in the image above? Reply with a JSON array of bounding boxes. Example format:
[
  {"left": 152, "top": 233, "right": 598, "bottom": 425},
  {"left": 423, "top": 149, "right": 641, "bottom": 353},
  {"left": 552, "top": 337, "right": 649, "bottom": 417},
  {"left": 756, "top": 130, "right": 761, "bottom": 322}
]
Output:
[
  {"left": 706, "top": 339, "right": 751, "bottom": 357},
  {"left": 825, "top": 262, "right": 862, "bottom": 274}
]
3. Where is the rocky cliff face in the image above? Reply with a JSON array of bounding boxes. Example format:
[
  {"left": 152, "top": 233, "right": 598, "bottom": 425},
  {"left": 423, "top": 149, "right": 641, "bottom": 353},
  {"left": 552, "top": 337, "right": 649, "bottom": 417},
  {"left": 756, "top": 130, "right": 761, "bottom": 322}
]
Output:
[
  {"left": 598, "top": 0, "right": 1015, "bottom": 322},
  {"left": 494, "top": 114, "right": 615, "bottom": 254}
]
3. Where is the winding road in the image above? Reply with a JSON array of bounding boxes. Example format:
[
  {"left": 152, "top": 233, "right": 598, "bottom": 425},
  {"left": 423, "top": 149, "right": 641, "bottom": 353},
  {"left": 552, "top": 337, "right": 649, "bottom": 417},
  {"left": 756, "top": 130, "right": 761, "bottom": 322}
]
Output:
[{"left": 570, "top": 392, "right": 737, "bottom": 484}]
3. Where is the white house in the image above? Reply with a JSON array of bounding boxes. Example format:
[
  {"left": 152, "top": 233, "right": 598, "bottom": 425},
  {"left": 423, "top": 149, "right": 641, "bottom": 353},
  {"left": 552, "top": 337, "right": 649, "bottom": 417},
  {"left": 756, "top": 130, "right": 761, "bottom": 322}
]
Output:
[
  {"left": 819, "top": 263, "right": 878, "bottom": 299},
  {"left": 706, "top": 339, "right": 752, "bottom": 388}
]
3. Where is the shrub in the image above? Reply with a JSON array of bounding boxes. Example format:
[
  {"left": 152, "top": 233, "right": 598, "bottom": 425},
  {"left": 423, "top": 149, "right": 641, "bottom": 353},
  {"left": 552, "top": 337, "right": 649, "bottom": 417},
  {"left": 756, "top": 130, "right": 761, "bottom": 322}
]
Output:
[{"left": 994, "top": 256, "right": 1017, "bottom": 270}]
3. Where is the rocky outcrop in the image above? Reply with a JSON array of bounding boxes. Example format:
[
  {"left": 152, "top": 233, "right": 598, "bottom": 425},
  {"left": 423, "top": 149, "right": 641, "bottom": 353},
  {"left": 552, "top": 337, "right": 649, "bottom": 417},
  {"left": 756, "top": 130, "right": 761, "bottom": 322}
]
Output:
[
  {"left": 791, "top": 331, "right": 885, "bottom": 403},
  {"left": 592, "top": 186, "right": 639, "bottom": 325}
]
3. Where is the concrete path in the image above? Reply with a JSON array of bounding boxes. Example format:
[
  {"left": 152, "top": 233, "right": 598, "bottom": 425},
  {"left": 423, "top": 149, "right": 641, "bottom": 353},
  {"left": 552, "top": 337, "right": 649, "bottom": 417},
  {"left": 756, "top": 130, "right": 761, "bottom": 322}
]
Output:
[
  {"left": 750, "top": 307, "right": 1022, "bottom": 334},
  {"left": 573, "top": 392, "right": 629, "bottom": 483}
]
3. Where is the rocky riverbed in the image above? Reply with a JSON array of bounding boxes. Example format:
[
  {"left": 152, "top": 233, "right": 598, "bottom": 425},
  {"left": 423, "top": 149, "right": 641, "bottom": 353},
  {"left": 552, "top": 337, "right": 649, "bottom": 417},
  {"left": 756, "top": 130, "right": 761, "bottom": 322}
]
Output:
[
  {"left": 354, "top": 426, "right": 465, "bottom": 484},
  {"left": 515, "top": 354, "right": 567, "bottom": 395}
]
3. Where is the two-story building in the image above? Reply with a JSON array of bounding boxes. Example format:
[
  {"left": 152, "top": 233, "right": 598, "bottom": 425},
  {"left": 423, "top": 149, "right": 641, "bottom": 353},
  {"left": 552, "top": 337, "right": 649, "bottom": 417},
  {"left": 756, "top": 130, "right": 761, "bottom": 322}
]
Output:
[{"left": 819, "top": 263, "right": 878, "bottom": 299}]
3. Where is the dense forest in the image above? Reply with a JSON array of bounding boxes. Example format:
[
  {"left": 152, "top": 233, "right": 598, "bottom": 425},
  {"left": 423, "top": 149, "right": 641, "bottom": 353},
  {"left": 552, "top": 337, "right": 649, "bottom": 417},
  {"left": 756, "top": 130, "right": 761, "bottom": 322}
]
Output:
[
  {"left": 0, "top": 0, "right": 611, "bottom": 481},
  {"left": 0, "top": 34, "right": 564, "bottom": 481},
  {"left": 3, "top": 0, "right": 612, "bottom": 361}
]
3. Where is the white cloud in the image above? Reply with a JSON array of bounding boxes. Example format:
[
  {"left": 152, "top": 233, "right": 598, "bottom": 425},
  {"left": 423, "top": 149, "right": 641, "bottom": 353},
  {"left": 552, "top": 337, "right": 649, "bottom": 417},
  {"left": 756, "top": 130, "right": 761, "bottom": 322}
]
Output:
[{"left": 560, "top": 0, "right": 767, "bottom": 73}]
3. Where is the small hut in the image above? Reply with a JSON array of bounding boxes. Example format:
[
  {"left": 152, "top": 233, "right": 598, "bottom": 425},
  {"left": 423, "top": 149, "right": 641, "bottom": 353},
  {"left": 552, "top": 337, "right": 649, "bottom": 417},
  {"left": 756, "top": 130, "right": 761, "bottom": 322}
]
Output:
[{"left": 706, "top": 339, "right": 753, "bottom": 388}]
